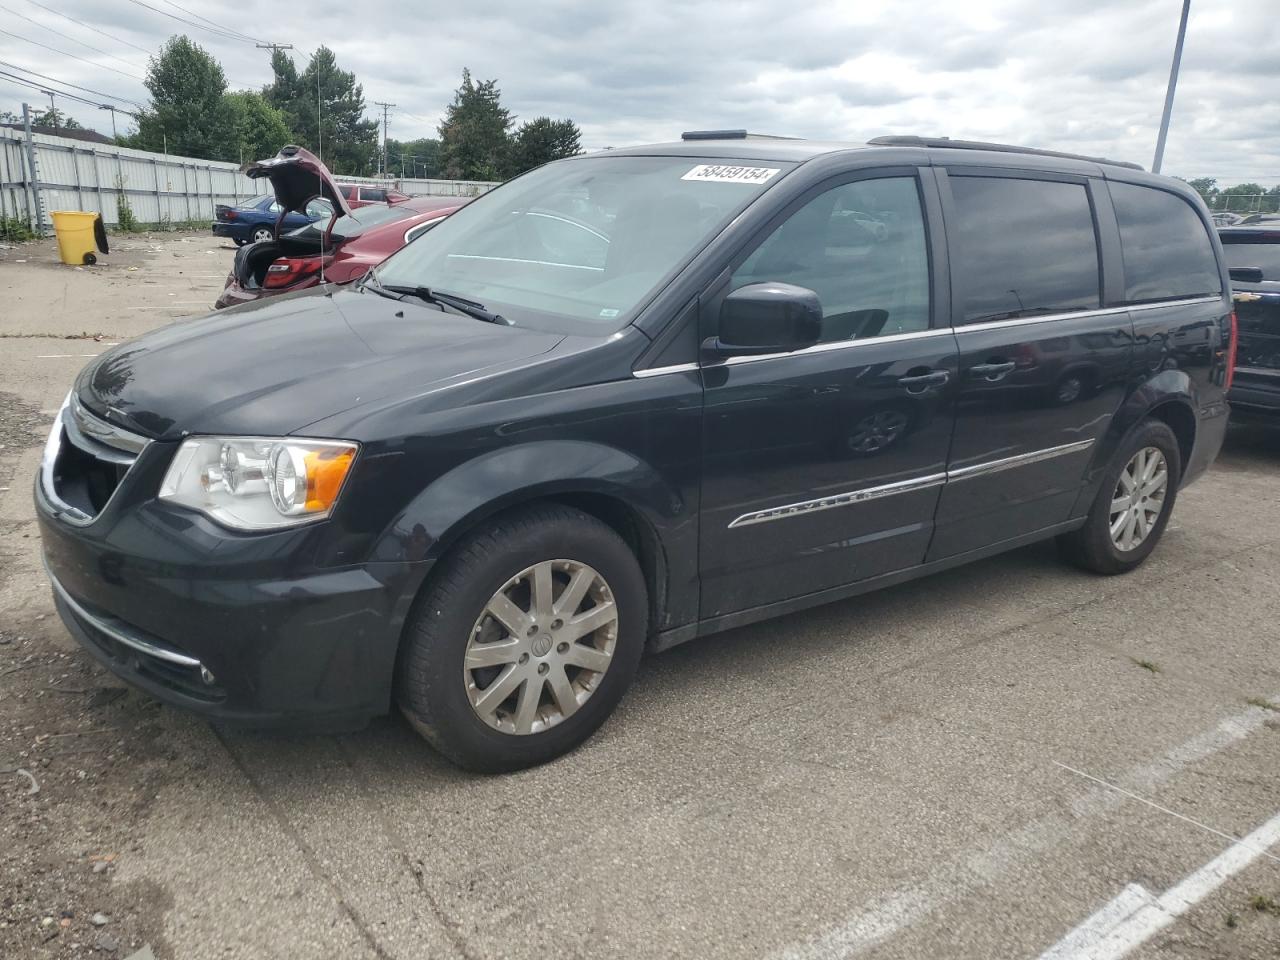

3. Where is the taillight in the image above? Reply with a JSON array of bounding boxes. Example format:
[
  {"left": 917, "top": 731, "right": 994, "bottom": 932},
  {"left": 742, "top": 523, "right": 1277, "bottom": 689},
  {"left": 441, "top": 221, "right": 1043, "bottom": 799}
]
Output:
[
  {"left": 223, "top": 209, "right": 238, "bottom": 220},
  {"left": 263, "top": 257, "right": 326, "bottom": 289},
  {"left": 1224, "top": 310, "right": 1238, "bottom": 391}
]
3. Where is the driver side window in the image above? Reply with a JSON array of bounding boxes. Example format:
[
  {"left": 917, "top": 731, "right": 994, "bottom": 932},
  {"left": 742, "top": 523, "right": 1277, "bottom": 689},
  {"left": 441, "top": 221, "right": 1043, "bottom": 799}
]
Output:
[{"left": 731, "top": 177, "right": 930, "bottom": 342}]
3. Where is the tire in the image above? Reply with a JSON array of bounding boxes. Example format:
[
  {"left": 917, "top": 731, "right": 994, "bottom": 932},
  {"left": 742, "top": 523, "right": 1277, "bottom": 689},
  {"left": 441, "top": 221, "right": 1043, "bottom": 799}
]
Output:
[
  {"left": 233, "top": 238, "right": 247, "bottom": 247},
  {"left": 251, "top": 228, "right": 273, "bottom": 244},
  {"left": 397, "top": 504, "right": 647, "bottom": 773},
  {"left": 1057, "top": 419, "right": 1182, "bottom": 575},
  {"left": 82, "top": 252, "right": 96, "bottom": 266}
]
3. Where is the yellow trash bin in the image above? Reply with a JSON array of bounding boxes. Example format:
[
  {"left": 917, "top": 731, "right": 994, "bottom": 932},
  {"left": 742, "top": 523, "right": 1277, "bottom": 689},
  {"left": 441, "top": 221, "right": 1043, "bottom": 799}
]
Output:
[{"left": 51, "top": 210, "right": 109, "bottom": 266}]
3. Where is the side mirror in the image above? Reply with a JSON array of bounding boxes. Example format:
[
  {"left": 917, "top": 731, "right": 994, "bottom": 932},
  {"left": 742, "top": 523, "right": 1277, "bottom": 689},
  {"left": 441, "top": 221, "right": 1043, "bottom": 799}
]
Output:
[{"left": 706, "top": 282, "right": 823, "bottom": 356}]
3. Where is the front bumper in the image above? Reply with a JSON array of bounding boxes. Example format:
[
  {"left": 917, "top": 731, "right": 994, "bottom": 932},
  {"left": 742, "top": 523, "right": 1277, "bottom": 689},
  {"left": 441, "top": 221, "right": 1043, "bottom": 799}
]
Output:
[{"left": 36, "top": 473, "right": 428, "bottom": 728}]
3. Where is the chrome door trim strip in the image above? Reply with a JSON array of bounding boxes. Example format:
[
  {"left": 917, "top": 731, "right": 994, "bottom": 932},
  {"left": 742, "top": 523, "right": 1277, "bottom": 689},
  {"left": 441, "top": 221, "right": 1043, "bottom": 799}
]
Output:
[
  {"left": 1233, "top": 365, "right": 1280, "bottom": 378},
  {"left": 721, "top": 327, "right": 955, "bottom": 368},
  {"left": 727, "top": 472, "right": 947, "bottom": 529},
  {"left": 726, "top": 438, "right": 1097, "bottom": 529},
  {"left": 44, "top": 562, "right": 204, "bottom": 668},
  {"left": 946, "top": 438, "right": 1095, "bottom": 482}
]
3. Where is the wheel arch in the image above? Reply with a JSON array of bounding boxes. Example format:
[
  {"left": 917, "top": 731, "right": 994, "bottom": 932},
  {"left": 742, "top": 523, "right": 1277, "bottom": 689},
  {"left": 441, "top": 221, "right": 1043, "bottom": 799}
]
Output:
[
  {"left": 374, "top": 439, "right": 693, "bottom": 644},
  {"left": 1071, "top": 372, "right": 1199, "bottom": 516}
]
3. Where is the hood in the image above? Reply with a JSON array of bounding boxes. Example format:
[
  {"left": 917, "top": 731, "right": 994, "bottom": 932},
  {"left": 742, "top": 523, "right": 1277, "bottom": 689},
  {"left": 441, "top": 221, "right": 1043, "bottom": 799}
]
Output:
[
  {"left": 242, "top": 145, "right": 352, "bottom": 218},
  {"left": 76, "top": 288, "right": 563, "bottom": 440}
]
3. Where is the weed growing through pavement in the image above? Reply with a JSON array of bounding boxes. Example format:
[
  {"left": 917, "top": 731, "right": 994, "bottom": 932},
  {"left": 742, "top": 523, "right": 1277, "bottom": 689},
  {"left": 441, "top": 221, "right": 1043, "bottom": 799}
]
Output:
[
  {"left": 1130, "top": 657, "right": 1161, "bottom": 674},
  {"left": 1245, "top": 697, "right": 1279, "bottom": 712}
]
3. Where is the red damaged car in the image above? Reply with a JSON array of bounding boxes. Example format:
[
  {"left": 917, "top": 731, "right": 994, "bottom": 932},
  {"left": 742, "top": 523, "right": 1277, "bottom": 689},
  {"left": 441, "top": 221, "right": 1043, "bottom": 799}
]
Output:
[{"left": 215, "top": 146, "right": 467, "bottom": 309}]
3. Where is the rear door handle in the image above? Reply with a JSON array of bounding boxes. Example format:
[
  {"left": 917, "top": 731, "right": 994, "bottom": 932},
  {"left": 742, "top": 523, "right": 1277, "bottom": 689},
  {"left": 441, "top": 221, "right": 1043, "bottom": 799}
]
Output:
[
  {"left": 969, "top": 361, "right": 1016, "bottom": 381},
  {"left": 897, "top": 370, "right": 950, "bottom": 392}
]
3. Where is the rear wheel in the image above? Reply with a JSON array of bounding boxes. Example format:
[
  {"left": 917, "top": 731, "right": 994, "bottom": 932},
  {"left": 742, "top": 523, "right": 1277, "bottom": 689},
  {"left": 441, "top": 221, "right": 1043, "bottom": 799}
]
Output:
[
  {"left": 397, "top": 504, "right": 647, "bottom": 772},
  {"left": 250, "top": 227, "right": 272, "bottom": 244},
  {"left": 1058, "top": 419, "right": 1181, "bottom": 574}
]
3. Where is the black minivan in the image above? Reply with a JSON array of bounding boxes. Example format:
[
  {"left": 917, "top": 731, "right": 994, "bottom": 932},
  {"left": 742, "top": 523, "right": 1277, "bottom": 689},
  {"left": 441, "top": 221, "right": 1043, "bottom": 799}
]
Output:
[{"left": 36, "top": 135, "right": 1234, "bottom": 771}]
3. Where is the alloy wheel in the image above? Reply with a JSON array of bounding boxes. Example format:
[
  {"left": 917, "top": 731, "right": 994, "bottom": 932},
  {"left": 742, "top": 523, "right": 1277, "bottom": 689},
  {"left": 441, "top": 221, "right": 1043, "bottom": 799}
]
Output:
[
  {"left": 252, "top": 228, "right": 272, "bottom": 243},
  {"left": 1109, "top": 446, "right": 1168, "bottom": 552},
  {"left": 463, "top": 559, "right": 618, "bottom": 735}
]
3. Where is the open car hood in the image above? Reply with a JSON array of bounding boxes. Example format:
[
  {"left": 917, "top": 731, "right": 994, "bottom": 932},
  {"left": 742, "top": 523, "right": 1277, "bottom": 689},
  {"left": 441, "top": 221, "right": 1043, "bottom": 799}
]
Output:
[{"left": 242, "top": 145, "right": 352, "bottom": 218}]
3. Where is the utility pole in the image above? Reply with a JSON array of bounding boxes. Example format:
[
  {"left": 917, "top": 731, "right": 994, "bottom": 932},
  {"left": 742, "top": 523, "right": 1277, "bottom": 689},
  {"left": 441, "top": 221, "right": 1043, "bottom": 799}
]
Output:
[
  {"left": 374, "top": 101, "right": 394, "bottom": 179},
  {"left": 1152, "top": 0, "right": 1191, "bottom": 174},
  {"left": 255, "top": 42, "right": 294, "bottom": 56},
  {"left": 39, "top": 89, "right": 57, "bottom": 129},
  {"left": 99, "top": 104, "right": 119, "bottom": 141}
]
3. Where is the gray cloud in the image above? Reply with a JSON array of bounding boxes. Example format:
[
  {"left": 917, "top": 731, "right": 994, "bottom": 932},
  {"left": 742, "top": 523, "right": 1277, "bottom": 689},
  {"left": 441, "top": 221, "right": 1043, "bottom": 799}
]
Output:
[{"left": 1, "top": 0, "right": 1276, "bottom": 184}]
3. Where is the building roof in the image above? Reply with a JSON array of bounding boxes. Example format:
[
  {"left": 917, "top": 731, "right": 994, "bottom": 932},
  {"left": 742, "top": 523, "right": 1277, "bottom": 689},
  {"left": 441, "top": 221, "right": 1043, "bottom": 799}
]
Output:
[{"left": 0, "top": 123, "right": 114, "bottom": 145}]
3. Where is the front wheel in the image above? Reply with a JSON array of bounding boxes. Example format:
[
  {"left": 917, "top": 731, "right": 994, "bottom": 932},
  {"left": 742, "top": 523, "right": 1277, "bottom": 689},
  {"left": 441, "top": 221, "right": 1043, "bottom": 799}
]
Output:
[
  {"left": 397, "top": 504, "right": 647, "bottom": 772},
  {"left": 1057, "top": 419, "right": 1181, "bottom": 574}
]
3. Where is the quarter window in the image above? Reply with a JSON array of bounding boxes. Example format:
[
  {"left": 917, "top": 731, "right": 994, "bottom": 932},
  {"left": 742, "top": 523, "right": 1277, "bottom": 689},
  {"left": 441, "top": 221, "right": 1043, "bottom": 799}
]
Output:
[
  {"left": 731, "top": 177, "right": 931, "bottom": 341},
  {"left": 1111, "top": 182, "right": 1222, "bottom": 301},
  {"left": 362, "top": 187, "right": 388, "bottom": 202},
  {"left": 949, "top": 176, "right": 1100, "bottom": 324}
]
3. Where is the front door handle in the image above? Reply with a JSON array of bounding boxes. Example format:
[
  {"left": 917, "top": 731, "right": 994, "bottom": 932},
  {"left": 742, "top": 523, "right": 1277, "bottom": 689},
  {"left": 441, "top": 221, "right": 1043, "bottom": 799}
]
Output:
[
  {"left": 969, "top": 361, "right": 1016, "bottom": 381},
  {"left": 897, "top": 370, "right": 949, "bottom": 392}
]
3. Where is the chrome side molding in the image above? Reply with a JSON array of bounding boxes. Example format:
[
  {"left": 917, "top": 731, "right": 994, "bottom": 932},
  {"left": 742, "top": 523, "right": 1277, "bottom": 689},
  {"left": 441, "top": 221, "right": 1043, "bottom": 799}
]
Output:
[{"left": 727, "top": 438, "right": 1096, "bottom": 529}]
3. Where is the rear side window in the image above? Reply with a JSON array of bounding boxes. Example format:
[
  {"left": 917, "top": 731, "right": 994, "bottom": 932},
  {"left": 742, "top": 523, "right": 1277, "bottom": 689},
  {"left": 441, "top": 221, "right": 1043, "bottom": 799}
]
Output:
[
  {"left": 1111, "top": 182, "right": 1221, "bottom": 301},
  {"left": 949, "top": 176, "right": 1100, "bottom": 324},
  {"left": 362, "top": 187, "right": 388, "bottom": 202},
  {"left": 1221, "top": 237, "right": 1280, "bottom": 281}
]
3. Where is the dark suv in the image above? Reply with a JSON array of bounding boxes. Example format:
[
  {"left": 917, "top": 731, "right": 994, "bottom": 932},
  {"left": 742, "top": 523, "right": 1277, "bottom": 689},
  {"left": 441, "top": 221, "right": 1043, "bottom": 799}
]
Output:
[
  {"left": 1218, "top": 221, "right": 1280, "bottom": 417},
  {"left": 36, "top": 135, "right": 1234, "bottom": 772}
]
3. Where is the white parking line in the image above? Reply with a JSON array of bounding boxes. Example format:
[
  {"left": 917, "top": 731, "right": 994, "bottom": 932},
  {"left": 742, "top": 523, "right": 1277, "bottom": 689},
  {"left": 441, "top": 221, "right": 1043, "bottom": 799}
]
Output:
[
  {"left": 1036, "top": 809, "right": 1280, "bottom": 960},
  {"left": 771, "top": 694, "right": 1280, "bottom": 960}
]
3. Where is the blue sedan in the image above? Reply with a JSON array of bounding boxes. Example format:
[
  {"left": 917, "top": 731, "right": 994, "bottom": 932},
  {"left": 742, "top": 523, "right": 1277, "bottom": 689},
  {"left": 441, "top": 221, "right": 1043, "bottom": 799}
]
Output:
[{"left": 211, "top": 194, "right": 334, "bottom": 246}]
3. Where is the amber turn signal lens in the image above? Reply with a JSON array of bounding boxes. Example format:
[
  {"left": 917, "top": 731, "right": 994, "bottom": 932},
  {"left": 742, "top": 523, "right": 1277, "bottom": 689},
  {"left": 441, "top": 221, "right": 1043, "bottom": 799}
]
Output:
[{"left": 304, "top": 447, "right": 355, "bottom": 512}]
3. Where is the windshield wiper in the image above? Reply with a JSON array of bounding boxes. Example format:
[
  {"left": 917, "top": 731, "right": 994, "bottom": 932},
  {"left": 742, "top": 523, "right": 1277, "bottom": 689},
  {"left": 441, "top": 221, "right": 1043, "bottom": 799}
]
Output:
[{"left": 365, "top": 276, "right": 511, "bottom": 325}]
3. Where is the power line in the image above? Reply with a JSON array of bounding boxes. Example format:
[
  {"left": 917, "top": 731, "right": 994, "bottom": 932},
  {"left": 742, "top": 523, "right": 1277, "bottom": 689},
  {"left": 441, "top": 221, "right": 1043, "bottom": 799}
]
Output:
[
  {"left": 120, "top": 0, "right": 264, "bottom": 45},
  {"left": 21, "top": 0, "right": 153, "bottom": 55},
  {"left": 0, "top": 27, "right": 145, "bottom": 81},
  {"left": 0, "top": 3, "right": 147, "bottom": 74},
  {"left": 155, "top": 0, "right": 264, "bottom": 45},
  {"left": 0, "top": 68, "right": 139, "bottom": 116},
  {"left": 0, "top": 58, "right": 144, "bottom": 109}
]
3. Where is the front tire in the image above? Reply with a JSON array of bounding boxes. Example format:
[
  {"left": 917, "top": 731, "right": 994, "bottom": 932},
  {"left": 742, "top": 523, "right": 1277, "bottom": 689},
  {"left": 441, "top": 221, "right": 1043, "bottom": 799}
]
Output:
[
  {"left": 397, "top": 504, "right": 647, "bottom": 773},
  {"left": 1057, "top": 419, "right": 1181, "bottom": 574}
]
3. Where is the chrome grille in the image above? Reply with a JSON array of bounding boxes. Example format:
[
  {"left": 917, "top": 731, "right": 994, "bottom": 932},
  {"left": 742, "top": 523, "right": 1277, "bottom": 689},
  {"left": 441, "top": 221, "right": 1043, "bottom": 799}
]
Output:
[{"left": 40, "top": 394, "right": 150, "bottom": 525}]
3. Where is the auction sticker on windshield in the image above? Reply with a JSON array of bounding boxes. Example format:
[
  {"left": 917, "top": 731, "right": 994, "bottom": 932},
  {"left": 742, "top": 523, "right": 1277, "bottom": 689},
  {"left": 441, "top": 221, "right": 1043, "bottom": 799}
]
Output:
[{"left": 681, "top": 164, "right": 780, "bottom": 184}]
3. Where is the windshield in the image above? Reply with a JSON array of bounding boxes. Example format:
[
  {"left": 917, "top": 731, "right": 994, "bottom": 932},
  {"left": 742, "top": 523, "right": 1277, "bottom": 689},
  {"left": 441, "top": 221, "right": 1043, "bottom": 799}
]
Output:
[
  {"left": 287, "top": 203, "right": 416, "bottom": 242},
  {"left": 1222, "top": 237, "right": 1280, "bottom": 280},
  {"left": 371, "top": 155, "right": 795, "bottom": 333}
]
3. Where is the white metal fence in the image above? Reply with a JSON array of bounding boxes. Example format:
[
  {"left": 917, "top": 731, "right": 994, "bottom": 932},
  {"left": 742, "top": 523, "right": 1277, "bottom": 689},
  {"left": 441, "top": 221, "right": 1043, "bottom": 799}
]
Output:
[{"left": 0, "top": 126, "right": 497, "bottom": 233}]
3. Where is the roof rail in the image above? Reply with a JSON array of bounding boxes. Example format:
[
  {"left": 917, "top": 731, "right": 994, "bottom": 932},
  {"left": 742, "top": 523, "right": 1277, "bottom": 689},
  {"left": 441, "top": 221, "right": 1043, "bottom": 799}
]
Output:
[
  {"left": 867, "top": 135, "right": 1145, "bottom": 172},
  {"left": 681, "top": 129, "right": 801, "bottom": 141}
]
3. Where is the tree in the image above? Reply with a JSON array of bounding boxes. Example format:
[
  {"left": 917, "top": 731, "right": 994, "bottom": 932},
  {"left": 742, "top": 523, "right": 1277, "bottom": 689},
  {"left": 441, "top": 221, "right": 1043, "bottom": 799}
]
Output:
[
  {"left": 508, "top": 117, "right": 581, "bottom": 176},
  {"left": 1185, "top": 177, "right": 1218, "bottom": 207},
  {"left": 133, "top": 36, "right": 233, "bottom": 158},
  {"left": 1, "top": 107, "right": 83, "bottom": 130},
  {"left": 285, "top": 46, "right": 379, "bottom": 175},
  {"left": 1218, "top": 182, "right": 1267, "bottom": 214},
  {"left": 224, "top": 91, "right": 291, "bottom": 165},
  {"left": 438, "top": 69, "right": 514, "bottom": 181},
  {"left": 386, "top": 137, "right": 442, "bottom": 178},
  {"left": 263, "top": 47, "right": 301, "bottom": 126}
]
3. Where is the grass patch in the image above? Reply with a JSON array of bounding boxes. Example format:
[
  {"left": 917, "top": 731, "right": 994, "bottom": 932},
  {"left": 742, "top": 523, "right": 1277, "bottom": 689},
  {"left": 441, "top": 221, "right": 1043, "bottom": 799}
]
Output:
[
  {"left": 1250, "top": 894, "right": 1279, "bottom": 915},
  {"left": 1130, "top": 657, "right": 1161, "bottom": 674},
  {"left": 1225, "top": 912, "right": 1238, "bottom": 928},
  {"left": 1245, "top": 697, "right": 1279, "bottom": 712},
  {"left": 0, "top": 215, "right": 38, "bottom": 242}
]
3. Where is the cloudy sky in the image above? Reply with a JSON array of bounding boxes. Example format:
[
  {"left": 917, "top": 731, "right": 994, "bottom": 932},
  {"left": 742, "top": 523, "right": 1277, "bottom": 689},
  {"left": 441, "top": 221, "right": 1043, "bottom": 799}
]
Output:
[{"left": 1, "top": 0, "right": 1277, "bottom": 184}]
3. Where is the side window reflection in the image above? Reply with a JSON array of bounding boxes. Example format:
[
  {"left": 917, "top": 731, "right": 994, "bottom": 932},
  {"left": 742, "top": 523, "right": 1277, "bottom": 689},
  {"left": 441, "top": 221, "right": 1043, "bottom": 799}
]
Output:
[{"left": 731, "top": 177, "right": 931, "bottom": 342}]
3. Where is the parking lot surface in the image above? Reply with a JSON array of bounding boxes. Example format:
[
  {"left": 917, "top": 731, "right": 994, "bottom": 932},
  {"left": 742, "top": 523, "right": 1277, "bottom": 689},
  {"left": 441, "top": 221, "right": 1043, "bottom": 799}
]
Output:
[{"left": 2, "top": 233, "right": 1278, "bottom": 959}]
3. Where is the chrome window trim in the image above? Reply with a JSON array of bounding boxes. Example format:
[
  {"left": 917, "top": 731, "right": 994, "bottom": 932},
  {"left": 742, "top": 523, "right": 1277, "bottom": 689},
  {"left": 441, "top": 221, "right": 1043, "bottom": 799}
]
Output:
[
  {"left": 631, "top": 296, "right": 1228, "bottom": 378},
  {"left": 1235, "top": 365, "right": 1280, "bottom": 378},
  {"left": 45, "top": 562, "right": 203, "bottom": 668},
  {"left": 946, "top": 438, "right": 1095, "bottom": 482},
  {"left": 726, "top": 438, "right": 1096, "bottom": 529},
  {"left": 728, "top": 472, "right": 947, "bottom": 529},
  {"left": 633, "top": 362, "right": 700, "bottom": 378}
]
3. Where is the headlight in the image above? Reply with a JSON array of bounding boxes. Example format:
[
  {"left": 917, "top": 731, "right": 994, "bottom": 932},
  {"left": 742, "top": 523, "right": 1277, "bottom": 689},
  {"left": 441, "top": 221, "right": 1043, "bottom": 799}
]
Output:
[{"left": 158, "top": 437, "right": 357, "bottom": 531}]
